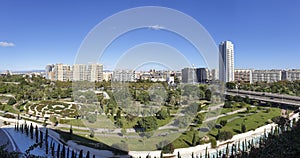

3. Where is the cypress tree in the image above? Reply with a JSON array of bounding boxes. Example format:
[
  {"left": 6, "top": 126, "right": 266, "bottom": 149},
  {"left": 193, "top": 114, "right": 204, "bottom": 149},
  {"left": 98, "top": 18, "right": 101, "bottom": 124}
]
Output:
[
  {"left": 231, "top": 144, "right": 234, "bottom": 156},
  {"left": 245, "top": 139, "right": 247, "bottom": 151},
  {"left": 57, "top": 144, "right": 60, "bottom": 158},
  {"left": 71, "top": 150, "right": 75, "bottom": 158},
  {"left": 67, "top": 147, "right": 70, "bottom": 158},
  {"left": 225, "top": 143, "right": 229, "bottom": 156},
  {"left": 35, "top": 125, "right": 39, "bottom": 143},
  {"left": 25, "top": 123, "right": 28, "bottom": 136},
  {"left": 39, "top": 130, "right": 43, "bottom": 148},
  {"left": 93, "top": 155, "right": 96, "bottom": 158},
  {"left": 30, "top": 123, "right": 34, "bottom": 139},
  {"left": 205, "top": 147, "right": 208, "bottom": 158},
  {"left": 45, "top": 129, "right": 48, "bottom": 151},
  {"left": 70, "top": 125, "right": 73, "bottom": 135},
  {"left": 242, "top": 140, "right": 245, "bottom": 152},
  {"left": 61, "top": 145, "right": 65, "bottom": 158},
  {"left": 45, "top": 140, "right": 49, "bottom": 155},
  {"left": 86, "top": 151, "right": 90, "bottom": 158},
  {"left": 52, "top": 143, "right": 55, "bottom": 157},
  {"left": 79, "top": 150, "right": 83, "bottom": 158}
]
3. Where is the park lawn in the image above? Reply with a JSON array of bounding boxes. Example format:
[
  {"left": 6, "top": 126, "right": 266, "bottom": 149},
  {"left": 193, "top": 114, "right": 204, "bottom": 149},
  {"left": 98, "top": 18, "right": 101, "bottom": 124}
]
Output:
[
  {"left": 83, "top": 115, "right": 116, "bottom": 129},
  {"left": 95, "top": 131, "right": 182, "bottom": 151},
  {"left": 54, "top": 130, "right": 127, "bottom": 155},
  {"left": 210, "top": 107, "right": 281, "bottom": 138},
  {"left": 58, "top": 127, "right": 90, "bottom": 133},
  {"left": 3, "top": 104, "right": 19, "bottom": 113},
  {"left": 62, "top": 119, "right": 86, "bottom": 127},
  {"left": 157, "top": 117, "right": 173, "bottom": 127},
  {"left": 120, "top": 116, "right": 139, "bottom": 129},
  {"left": 172, "top": 130, "right": 197, "bottom": 149},
  {"left": 62, "top": 115, "right": 116, "bottom": 129}
]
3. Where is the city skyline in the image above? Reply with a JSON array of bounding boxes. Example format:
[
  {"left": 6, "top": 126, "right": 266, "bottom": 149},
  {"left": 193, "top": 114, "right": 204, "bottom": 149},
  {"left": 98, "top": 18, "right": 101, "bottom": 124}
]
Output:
[{"left": 1, "top": 1, "right": 300, "bottom": 71}]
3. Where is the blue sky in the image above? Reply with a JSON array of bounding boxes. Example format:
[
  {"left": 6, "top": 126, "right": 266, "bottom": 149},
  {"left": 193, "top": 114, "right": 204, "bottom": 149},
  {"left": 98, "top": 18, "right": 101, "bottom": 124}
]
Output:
[{"left": 0, "top": 0, "right": 299, "bottom": 71}]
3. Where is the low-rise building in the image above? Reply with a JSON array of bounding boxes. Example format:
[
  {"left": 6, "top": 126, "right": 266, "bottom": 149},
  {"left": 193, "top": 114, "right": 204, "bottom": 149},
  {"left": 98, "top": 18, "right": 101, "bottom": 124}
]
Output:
[
  {"left": 282, "top": 69, "right": 300, "bottom": 81},
  {"left": 251, "top": 70, "right": 282, "bottom": 83},
  {"left": 234, "top": 69, "right": 252, "bottom": 83}
]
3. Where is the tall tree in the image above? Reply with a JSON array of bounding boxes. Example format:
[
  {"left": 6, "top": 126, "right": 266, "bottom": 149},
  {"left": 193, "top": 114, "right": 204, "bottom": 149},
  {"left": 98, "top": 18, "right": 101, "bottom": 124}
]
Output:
[
  {"left": 78, "top": 150, "right": 83, "bottom": 158},
  {"left": 57, "top": 144, "right": 60, "bottom": 158},
  {"left": 86, "top": 151, "right": 90, "bottom": 158},
  {"left": 30, "top": 123, "right": 33, "bottom": 139},
  {"left": 52, "top": 143, "right": 55, "bottom": 157},
  {"left": 67, "top": 147, "right": 70, "bottom": 158},
  {"left": 39, "top": 130, "right": 43, "bottom": 148},
  {"left": 71, "top": 150, "right": 75, "bottom": 158},
  {"left": 35, "top": 125, "right": 38, "bottom": 143},
  {"left": 61, "top": 145, "right": 65, "bottom": 158}
]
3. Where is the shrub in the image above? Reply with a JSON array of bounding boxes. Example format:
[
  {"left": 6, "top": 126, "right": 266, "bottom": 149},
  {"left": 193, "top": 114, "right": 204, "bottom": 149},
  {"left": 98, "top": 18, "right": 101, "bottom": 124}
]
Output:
[
  {"left": 7, "top": 98, "right": 16, "bottom": 105},
  {"left": 217, "top": 131, "right": 233, "bottom": 141},
  {"left": 89, "top": 130, "right": 94, "bottom": 138},
  {"left": 211, "top": 138, "right": 217, "bottom": 148},
  {"left": 136, "top": 116, "right": 158, "bottom": 132},
  {"left": 86, "top": 114, "right": 97, "bottom": 123},
  {"left": 220, "top": 120, "right": 227, "bottom": 127},
  {"left": 157, "top": 140, "right": 174, "bottom": 153},
  {"left": 241, "top": 123, "right": 246, "bottom": 133},
  {"left": 223, "top": 101, "right": 233, "bottom": 108}
]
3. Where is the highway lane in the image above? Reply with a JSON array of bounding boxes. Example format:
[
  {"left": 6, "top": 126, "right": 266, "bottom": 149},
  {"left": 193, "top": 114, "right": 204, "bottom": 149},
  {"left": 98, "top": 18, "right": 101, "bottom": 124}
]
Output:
[{"left": 226, "top": 91, "right": 300, "bottom": 106}]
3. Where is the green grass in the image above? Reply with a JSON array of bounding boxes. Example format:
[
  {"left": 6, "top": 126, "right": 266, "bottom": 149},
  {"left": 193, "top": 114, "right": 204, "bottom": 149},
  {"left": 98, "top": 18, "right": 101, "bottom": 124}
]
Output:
[
  {"left": 120, "top": 117, "right": 138, "bottom": 129},
  {"left": 60, "top": 119, "right": 86, "bottom": 127},
  {"left": 3, "top": 104, "right": 19, "bottom": 113},
  {"left": 53, "top": 129, "right": 128, "bottom": 155},
  {"left": 172, "top": 130, "right": 196, "bottom": 148},
  {"left": 209, "top": 107, "right": 281, "bottom": 137},
  {"left": 171, "top": 107, "right": 281, "bottom": 149},
  {"left": 157, "top": 117, "right": 173, "bottom": 127},
  {"left": 58, "top": 127, "right": 90, "bottom": 133}
]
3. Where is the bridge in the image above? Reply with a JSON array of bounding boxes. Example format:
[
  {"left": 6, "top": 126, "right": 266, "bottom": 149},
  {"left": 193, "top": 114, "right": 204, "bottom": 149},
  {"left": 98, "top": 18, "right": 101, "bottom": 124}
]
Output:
[{"left": 226, "top": 89, "right": 300, "bottom": 107}]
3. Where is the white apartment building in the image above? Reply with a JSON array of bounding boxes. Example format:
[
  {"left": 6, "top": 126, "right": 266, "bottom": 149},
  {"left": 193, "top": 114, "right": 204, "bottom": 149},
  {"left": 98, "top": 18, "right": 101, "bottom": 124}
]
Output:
[
  {"left": 234, "top": 69, "right": 253, "bottom": 83},
  {"left": 54, "top": 64, "right": 71, "bottom": 81},
  {"left": 88, "top": 64, "right": 103, "bottom": 82},
  {"left": 252, "top": 70, "right": 282, "bottom": 83},
  {"left": 282, "top": 69, "right": 300, "bottom": 81},
  {"left": 112, "top": 70, "right": 135, "bottom": 82},
  {"left": 219, "top": 40, "right": 235, "bottom": 82},
  {"left": 49, "top": 63, "right": 103, "bottom": 82},
  {"left": 72, "top": 64, "right": 86, "bottom": 81}
]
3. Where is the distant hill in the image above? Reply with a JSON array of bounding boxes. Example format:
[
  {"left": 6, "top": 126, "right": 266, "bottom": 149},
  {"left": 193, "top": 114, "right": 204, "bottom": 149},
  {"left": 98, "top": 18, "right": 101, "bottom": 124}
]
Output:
[{"left": 11, "top": 70, "right": 45, "bottom": 74}]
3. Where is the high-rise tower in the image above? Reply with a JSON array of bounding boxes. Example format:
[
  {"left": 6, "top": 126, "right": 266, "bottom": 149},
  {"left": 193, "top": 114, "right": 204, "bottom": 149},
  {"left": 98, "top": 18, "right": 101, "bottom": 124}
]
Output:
[{"left": 219, "top": 40, "right": 234, "bottom": 82}]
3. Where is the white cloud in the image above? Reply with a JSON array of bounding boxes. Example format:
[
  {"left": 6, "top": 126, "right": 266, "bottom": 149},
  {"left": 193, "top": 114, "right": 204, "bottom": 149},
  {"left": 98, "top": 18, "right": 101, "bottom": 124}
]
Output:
[
  {"left": 148, "top": 25, "right": 165, "bottom": 30},
  {"left": 0, "top": 41, "right": 15, "bottom": 47}
]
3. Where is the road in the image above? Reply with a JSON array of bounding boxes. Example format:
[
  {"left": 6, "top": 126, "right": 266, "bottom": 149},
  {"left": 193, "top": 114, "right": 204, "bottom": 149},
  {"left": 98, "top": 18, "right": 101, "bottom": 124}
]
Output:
[{"left": 226, "top": 90, "right": 300, "bottom": 106}]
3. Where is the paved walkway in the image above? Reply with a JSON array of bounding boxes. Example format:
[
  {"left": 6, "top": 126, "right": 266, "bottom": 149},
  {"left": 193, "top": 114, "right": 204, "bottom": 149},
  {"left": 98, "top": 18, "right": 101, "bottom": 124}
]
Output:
[
  {"left": 0, "top": 120, "right": 20, "bottom": 153},
  {"left": 204, "top": 108, "right": 247, "bottom": 122},
  {"left": 0, "top": 128, "right": 15, "bottom": 152}
]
